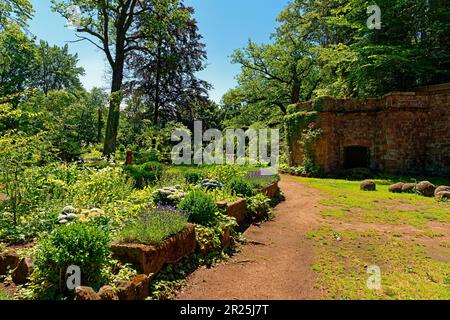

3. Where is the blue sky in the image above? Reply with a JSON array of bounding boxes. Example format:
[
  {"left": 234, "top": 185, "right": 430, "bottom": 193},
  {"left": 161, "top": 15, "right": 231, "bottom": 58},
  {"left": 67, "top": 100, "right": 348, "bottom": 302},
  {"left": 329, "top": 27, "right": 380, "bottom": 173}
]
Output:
[{"left": 29, "top": 0, "right": 289, "bottom": 102}]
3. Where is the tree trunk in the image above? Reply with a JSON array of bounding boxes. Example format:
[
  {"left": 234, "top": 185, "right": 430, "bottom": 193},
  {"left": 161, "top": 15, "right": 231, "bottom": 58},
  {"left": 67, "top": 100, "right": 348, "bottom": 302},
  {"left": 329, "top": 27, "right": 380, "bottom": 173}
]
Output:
[
  {"left": 153, "top": 41, "right": 162, "bottom": 125},
  {"left": 97, "top": 109, "right": 103, "bottom": 143},
  {"left": 103, "top": 50, "right": 125, "bottom": 157}
]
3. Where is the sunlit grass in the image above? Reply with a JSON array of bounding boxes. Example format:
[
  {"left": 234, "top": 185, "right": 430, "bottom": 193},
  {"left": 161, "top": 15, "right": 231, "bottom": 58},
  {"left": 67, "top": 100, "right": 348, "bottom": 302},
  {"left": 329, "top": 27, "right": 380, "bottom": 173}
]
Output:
[{"left": 298, "top": 177, "right": 450, "bottom": 227}]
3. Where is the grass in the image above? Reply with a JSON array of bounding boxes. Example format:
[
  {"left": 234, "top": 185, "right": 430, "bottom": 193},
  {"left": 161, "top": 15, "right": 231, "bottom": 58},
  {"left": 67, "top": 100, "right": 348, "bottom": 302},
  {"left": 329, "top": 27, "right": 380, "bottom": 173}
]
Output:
[
  {"left": 296, "top": 176, "right": 450, "bottom": 300},
  {"left": 307, "top": 227, "right": 450, "bottom": 300},
  {"left": 299, "top": 177, "right": 450, "bottom": 228},
  {"left": 0, "top": 289, "right": 9, "bottom": 300}
]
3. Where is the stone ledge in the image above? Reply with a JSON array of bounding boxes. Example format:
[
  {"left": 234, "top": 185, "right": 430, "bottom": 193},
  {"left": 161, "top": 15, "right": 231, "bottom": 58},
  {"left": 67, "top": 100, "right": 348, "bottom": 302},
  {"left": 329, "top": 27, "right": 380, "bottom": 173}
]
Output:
[
  {"left": 217, "top": 198, "right": 247, "bottom": 226},
  {"left": 260, "top": 182, "right": 280, "bottom": 199}
]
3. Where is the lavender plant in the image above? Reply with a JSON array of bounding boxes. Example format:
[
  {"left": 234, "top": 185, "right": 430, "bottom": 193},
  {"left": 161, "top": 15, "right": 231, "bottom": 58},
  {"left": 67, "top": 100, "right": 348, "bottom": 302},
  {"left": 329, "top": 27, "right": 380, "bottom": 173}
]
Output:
[{"left": 116, "top": 205, "right": 189, "bottom": 245}]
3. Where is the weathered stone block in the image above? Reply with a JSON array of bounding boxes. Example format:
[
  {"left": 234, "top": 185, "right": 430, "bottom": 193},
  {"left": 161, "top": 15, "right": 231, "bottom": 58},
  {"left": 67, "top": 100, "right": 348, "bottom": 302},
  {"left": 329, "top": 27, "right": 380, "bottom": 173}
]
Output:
[{"left": 110, "top": 224, "right": 196, "bottom": 276}]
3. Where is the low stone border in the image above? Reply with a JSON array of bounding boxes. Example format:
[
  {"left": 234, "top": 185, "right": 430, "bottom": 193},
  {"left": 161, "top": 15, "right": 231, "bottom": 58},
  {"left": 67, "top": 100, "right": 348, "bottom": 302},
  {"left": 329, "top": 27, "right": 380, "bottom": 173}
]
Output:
[
  {"left": 260, "top": 182, "right": 280, "bottom": 199},
  {"left": 0, "top": 249, "right": 20, "bottom": 275},
  {"left": 217, "top": 198, "right": 247, "bottom": 226},
  {"left": 75, "top": 274, "right": 150, "bottom": 300},
  {"left": 110, "top": 223, "right": 196, "bottom": 276}
]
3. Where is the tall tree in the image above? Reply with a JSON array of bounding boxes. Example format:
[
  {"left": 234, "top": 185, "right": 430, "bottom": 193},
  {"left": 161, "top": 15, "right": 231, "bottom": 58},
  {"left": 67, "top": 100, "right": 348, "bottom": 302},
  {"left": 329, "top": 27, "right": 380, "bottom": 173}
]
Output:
[
  {"left": 227, "top": 3, "right": 320, "bottom": 117},
  {"left": 126, "top": 0, "right": 210, "bottom": 126},
  {"left": 0, "top": 26, "right": 85, "bottom": 99},
  {"left": 292, "top": 0, "right": 450, "bottom": 96},
  {"left": 52, "top": 0, "right": 154, "bottom": 157},
  {"left": 0, "top": 24, "right": 35, "bottom": 98}
]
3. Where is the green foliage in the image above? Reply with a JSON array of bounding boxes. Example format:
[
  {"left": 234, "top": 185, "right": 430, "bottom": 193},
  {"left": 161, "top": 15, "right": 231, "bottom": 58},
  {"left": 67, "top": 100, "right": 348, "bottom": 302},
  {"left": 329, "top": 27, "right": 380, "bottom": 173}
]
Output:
[
  {"left": 184, "top": 170, "right": 204, "bottom": 184},
  {"left": 246, "top": 194, "right": 272, "bottom": 222},
  {"left": 228, "top": 177, "right": 256, "bottom": 198},
  {"left": 152, "top": 185, "right": 186, "bottom": 206},
  {"left": 0, "top": 24, "right": 36, "bottom": 97},
  {"left": 0, "top": 0, "right": 34, "bottom": 30},
  {"left": 30, "top": 222, "right": 111, "bottom": 299},
  {"left": 179, "top": 190, "right": 217, "bottom": 226},
  {"left": 135, "top": 149, "right": 161, "bottom": 164},
  {"left": 116, "top": 205, "right": 188, "bottom": 245},
  {"left": 123, "top": 162, "right": 162, "bottom": 189},
  {"left": 205, "top": 165, "right": 246, "bottom": 184},
  {"left": 34, "top": 41, "right": 85, "bottom": 94},
  {"left": 284, "top": 109, "right": 322, "bottom": 174},
  {"left": 70, "top": 167, "right": 134, "bottom": 209},
  {"left": 0, "top": 132, "right": 53, "bottom": 222}
]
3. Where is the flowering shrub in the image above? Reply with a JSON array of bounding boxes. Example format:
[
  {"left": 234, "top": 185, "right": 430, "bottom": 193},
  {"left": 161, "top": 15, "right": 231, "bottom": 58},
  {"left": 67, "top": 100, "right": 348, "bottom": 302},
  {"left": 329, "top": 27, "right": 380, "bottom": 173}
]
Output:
[
  {"left": 152, "top": 185, "right": 187, "bottom": 206},
  {"left": 116, "top": 205, "right": 189, "bottom": 245}
]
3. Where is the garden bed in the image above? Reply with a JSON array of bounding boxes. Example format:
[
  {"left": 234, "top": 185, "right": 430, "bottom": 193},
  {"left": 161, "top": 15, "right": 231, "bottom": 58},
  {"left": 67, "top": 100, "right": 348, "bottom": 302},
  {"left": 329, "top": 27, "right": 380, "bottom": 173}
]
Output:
[
  {"left": 217, "top": 198, "right": 247, "bottom": 226},
  {"left": 110, "top": 223, "right": 196, "bottom": 276}
]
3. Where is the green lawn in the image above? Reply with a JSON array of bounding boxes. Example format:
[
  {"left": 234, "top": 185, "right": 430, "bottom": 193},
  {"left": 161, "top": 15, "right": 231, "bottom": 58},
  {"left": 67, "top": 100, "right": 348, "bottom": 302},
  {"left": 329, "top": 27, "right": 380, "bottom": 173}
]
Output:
[
  {"left": 301, "top": 177, "right": 450, "bottom": 228},
  {"left": 298, "top": 177, "right": 450, "bottom": 300}
]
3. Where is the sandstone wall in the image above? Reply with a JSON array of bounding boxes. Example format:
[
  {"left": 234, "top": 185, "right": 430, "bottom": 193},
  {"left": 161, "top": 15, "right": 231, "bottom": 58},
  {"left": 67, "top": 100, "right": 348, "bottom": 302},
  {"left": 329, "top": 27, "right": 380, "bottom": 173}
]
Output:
[{"left": 288, "top": 85, "right": 450, "bottom": 175}]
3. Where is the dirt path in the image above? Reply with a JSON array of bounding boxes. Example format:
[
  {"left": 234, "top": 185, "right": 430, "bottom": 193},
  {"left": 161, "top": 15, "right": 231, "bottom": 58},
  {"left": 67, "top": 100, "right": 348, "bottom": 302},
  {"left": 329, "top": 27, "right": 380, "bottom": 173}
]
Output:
[{"left": 176, "top": 175, "right": 324, "bottom": 300}]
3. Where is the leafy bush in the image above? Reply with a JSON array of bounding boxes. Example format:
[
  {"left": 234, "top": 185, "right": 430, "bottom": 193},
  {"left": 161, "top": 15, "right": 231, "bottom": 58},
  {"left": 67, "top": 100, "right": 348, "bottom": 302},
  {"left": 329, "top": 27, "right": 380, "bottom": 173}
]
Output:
[
  {"left": 123, "top": 164, "right": 157, "bottom": 189},
  {"left": 0, "top": 207, "right": 58, "bottom": 243},
  {"left": 205, "top": 165, "right": 244, "bottom": 184},
  {"left": 142, "top": 161, "right": 163, "bottom": 178},
  {"left": 184, "top": 170, "right": 204, "bottom": 184},
  {"left": 152, "top": 185, "right": 186, "bottom": 206},
  {"left": 246, "top": 194, "right": 272, "bottom": 222},
  {"left": 179, "top": 191, "right": 217, "bottom": 226},
  {"left": 31, "top": 222, "right": 111, "bottom": 298},
  {"left": 228, "top": 177, "right": 256, "bottom": 198},
  {"left": 116, "top": 205, "right": 189, "bottom": 245},
  {"left": 70, "top": 167, "right": 134, "bottom": 208},
  {"left": 123, "top": 162, "right": 163, "bottom": 189}
]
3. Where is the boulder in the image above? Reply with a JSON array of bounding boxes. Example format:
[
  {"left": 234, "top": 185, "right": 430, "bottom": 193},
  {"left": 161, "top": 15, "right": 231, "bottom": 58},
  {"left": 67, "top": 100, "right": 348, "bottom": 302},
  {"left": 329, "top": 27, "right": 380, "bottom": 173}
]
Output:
[
  {"left": 98, "top": 285, "right": 119, "bottom": 300},
  {"left": 115, "top": 274, "right": 149, "bottom": 300},
  {"left": 0, "top": 250, "right": 20, "bottom": 275},
  {"left": 360, "top": 180, "right": 376, "bottom": 191},
  {"left": 389, "top": 182, "right": 404, "bottom": 193},
  {"left": 435, "top": 186, "right": 450, "bottom": 196},
  {"left": 75, "top": 286, "right": 101, "bottom": 300},
  {"left": 402, "top": 183, "right": 416, "bottom": 193},
  {"left": 12, "top": 257, "right": 34, "bottom": 284},
  {"left": 435, "top": 191, "right": 450, "bottom": 201},
  {"left": 416, "top": 181, "right": 436, "bottom": 197}
]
